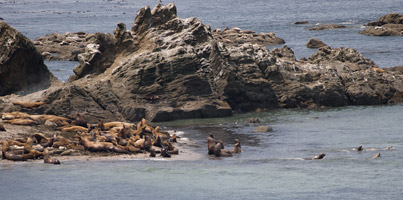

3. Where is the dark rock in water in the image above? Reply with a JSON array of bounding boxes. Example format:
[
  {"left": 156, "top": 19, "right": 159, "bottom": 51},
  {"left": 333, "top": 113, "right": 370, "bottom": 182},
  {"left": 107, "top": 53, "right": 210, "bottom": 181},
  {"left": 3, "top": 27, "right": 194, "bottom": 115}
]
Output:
[
  {"left": 306, "top": 38, "right": 328, "bottom": 49},
  {"left": 309, "top": 24, "right": 346, "bottom": 31},
  {"left": 0, "top": 21, "right": 54, "bottom": 96},
  {"left": 294, "top": 21, "right": 309, "bottom": 25},
  {"left": 253, "top": 126, "right": 273, "bottom": 132},
  {"left": 361, "top": 13, "right": 403, "bottom": 36}
]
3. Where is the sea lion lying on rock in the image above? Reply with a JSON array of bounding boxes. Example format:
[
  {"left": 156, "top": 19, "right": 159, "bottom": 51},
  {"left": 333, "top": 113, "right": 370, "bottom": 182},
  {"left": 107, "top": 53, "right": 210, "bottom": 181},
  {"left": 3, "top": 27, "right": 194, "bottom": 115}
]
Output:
[
  {"left": 12, "top": 101, "right": 46, "bottom": 108},
  {"left": 4, "top": 118, "right": 39, "bottom": 126},
  {"left": 1, "top": 112, "right": 30, "bottom": 120},
  {"left": 1, "top": 141, "right": 27, "bottom": 161}
]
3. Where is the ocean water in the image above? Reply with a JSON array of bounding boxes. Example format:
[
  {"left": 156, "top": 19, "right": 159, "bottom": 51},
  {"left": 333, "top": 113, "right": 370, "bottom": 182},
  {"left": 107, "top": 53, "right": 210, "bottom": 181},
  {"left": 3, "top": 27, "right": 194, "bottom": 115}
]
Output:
[
  {"left": 1, "top": 1, "right": 403, "bottom": 199},
  {"left": 1, "top": 105, "right": 403, "bottom": 199}
]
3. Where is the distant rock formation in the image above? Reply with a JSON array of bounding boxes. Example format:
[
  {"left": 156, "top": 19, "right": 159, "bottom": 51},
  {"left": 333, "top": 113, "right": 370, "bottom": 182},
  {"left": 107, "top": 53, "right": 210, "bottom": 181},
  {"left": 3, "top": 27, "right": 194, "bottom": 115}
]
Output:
[
  {"left": 1, "top": 4, "right": 403, "bottom": 123},
  {"left": 0, "top": 21, "right": 54, "bottom": 96},
  {"left": 309, "top": 24, "right": 346, "bottom": 31},
  {"left": 360, "top": 13, "right": 403, "bottom": 36},
  {"left": 306, "top": 38, "right": 328, "bottom": 49}
]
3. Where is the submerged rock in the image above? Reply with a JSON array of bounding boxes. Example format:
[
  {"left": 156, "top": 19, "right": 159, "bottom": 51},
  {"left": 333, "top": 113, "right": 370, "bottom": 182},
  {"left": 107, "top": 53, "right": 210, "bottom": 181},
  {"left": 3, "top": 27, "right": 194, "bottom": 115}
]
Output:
[
  {"left": 306, "top": 38, "right": 328, "bottom": 49},
  {"left": 360, "top": 13, "right": 403, "bottom": 36},
  {"left": 309, "top": 24, "right": 347, "bottom": 31},
  {"left": 0, "top": 21, "right": 54, "bottom": 96}
]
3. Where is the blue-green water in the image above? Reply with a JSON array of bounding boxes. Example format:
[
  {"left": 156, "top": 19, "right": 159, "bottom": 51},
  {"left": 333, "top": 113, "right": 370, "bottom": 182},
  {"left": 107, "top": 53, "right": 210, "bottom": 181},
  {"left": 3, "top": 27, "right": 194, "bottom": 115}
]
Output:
[{"left": 1, "top": 105, "right": 402, "bottom": 199}]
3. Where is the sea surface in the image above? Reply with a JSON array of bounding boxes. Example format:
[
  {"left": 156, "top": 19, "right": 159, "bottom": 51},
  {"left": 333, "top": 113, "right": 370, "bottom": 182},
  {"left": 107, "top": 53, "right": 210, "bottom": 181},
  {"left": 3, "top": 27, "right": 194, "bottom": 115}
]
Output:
[{"left": 1, "top": 0, "right": 403, "bottom": 199}]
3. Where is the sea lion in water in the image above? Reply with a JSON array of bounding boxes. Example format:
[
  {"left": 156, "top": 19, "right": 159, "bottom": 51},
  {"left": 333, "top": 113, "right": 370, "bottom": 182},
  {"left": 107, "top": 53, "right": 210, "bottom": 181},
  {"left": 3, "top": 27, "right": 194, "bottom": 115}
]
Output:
[
  {"left": 355, "top": 146, "right": 363, "bottom": 151},
  {"left": 384, "top": 146, "right": 394, "bottom": 150},
  {"left": 232, "top": 138, "right": 242, "bottom": 153},
  {"left": 372, "top": 153, "right": 381, "bottom": 159},
  {"left": 312, "top": 153, "right": 326, "bottom": 160},
  {"left": 207, "top": 134, "right": 216, "bottom": 155},
  {"left": 43, "top": 148, "right": 60, "bottom": 164},
  {"left": 213, "top": 141, "right": 232, "bottom": 157}
]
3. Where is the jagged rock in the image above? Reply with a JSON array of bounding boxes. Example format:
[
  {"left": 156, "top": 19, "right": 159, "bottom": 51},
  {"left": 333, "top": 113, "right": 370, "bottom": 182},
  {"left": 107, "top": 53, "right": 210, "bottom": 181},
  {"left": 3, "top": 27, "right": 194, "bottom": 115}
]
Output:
[
  {"left": 33, "top": 32, "right": 93, "bottom": 61},
  {"left": 361, "top": 13, "right": 403, "bottom": 36},
  {"left": 212, "top": 27, "right": 285, "bottom": 46},
  {"left": 306, "top": 38, "right": 328, "bottom": 49},
  {"left": 0, "top": 21, "right": 54, "bottom": 96},
  {"left": 309, "top": 24, "right": 346, "bottom": 31}
]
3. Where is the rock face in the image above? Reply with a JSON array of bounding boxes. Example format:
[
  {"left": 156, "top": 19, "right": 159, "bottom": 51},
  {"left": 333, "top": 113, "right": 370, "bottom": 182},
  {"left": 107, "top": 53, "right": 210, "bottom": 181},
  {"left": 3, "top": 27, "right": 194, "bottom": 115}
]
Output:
[
  {"left": 33, "top": 32, "right": 95, "bottom": 61},
  {"left": 0, "top": 21, "right": 54, "bottom": 96},
  {"left": 360, "top": 13, "right": 403, "bottom": 36},
  {"left": 1, "top": 4, "right": 403, "bottom": 123},
  {"left": 306, "top": 38, "right": 328, "bottom": 49},
  {"left": 309, "top": 24, "right": 346, "bottom": 31},
  {"left": 212, "top": 27, "right": 285, "bottom": 46}
]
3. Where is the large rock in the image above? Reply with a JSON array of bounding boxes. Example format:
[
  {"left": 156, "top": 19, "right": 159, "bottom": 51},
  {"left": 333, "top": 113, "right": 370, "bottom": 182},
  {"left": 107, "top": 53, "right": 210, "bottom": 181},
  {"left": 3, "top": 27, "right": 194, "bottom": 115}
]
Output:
[
  {"left": 0, "top": 21, "right": 54, "bottom": 96},
  {"left": 361, "top": 13, "right": 403, "bottom": 36},
  {"left": 1, "top": 4, "right": 402, "bottom": 123},
  {"left": 306, "top": 38, "right": 328, "bottom": 49}
]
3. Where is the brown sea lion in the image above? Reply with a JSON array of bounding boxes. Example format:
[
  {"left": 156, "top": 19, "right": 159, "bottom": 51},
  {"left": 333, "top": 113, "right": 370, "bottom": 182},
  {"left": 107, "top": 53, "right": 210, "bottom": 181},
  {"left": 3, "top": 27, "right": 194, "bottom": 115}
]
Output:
[
  {"left": 170, "top": 133, "right": 178, "bottom": 143},
  {"left": 0, "top": 123, "right": 6, "bottom": 131},
  {"left": 1, "top": 141, "right": 27, "bottom": 161},
  {"left": 312, "top": 153, "right": 326, "bottom": 160},
  {"left": 149, "top": 148, "right": 156, "bottom": 157},
  {"left": 80, "top": 136, "right": 114, "bottom": 152},
  {"left": 61, "top": 126, "right": 88, "bottom": 132},
  {"left": 214, "top": 141, "right": 232, "bottom": 157},
  {"left": 207, "top": 134, "right": 216, "bottom": 155},
  {"left": 12, "top": 101, "right": 46, "bottom": 108},
  {"left": 232, "top": 138, "right": 242, "bottom": 153},
  {"left": 166, "top": 142, "right": 179, "bottom": 155},
  {"left": 118, "top": 124, "right": 132, "bottom": 139},
  {"left": 97, "top": 119, "right": 105, "bottom": 131},
  {"left": 4, "top": 118, "right": 39, "bottom": 126},
  {"left": 43, "top": 148, "right": 60, "bottom": 164},
  {"left": 372, "top": 153, "right": 381, "bottom": 159},
  {"left": 23, "top": 137, "right": 43, "bottom": 159},
  {"left": 1, "top": 112, "right": 30, "bottom": 120},
  {"left": 73, "top": 113, "right": 88, "bottom": 128},
  {"left": 160, "top": 147, "right": 171, "bottom": 158},
  {"left": 384, "top": 146, "right": 394, "bottom": 150}
]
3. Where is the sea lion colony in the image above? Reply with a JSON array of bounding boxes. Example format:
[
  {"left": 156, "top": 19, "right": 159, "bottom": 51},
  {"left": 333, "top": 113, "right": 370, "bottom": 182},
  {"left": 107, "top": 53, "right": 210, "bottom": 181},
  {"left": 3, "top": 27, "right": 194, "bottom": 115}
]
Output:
[
  {"left": 0, "top": 109, "right": 392, "bottom": 164},
  {"left": 0, "top": 110, "right": 181, "bottom": 164}
]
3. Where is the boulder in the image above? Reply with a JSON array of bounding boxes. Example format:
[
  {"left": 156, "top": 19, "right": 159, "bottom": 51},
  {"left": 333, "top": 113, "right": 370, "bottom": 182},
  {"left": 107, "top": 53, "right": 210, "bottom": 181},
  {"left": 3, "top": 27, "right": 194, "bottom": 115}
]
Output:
[
  {"left": 361, "top": 13, "right": 403, "bottom": 36},
  {"left": 0, "top": 21, "right": 54, "bottom": 96},
  {"left": 306, "top": 38, "right": 328, "bottom": 49}
]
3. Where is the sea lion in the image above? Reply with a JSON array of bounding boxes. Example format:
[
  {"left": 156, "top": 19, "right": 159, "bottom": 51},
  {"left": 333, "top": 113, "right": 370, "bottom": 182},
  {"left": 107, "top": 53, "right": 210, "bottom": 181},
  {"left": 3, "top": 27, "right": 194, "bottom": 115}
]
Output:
[
  {"left": 43, "top": 148, "right": 60, "bottom": 164},
  {"left": 1, "top": 112, "right": 30, "bottom": 120},
  {"left": 73, "top": 113, "right": 88, "bottom": 128},
  {"left": 4, "top": 118, "right": 39, "bottom": 126},
  {"left": 0, "top": 123, "right": 6, "bottom": 131},
  {"left": 372, "top": 153, "right": 381, "bottom": 159},
  {"left": 1, "top": 141, "right": 27, "bottom": 161},
  {"left": 166, "top": 141, "right": 179, "bottom": 155},
  {"left": 232, "top": 138, "right": 242, "bottom": 153},
  {"left": 355, "top": 146, "right": 363, "bottom": 151},
  {"left": 213, "top": 141, "right": 232, "bottom": 157},
  {"left": 97, "top": 119, "right": 105, "bottom": 131},
  {"left": 160, "top": 147, "right": 171, "bottom": 158},
  {"left": 312, "top": 153, "right": 326, "bottom": 160},
  {"left": 384, "top": 146, "right": 394, "bottom": 150},
  {"left": 12, "top": 101, "right": 46, "bottom": 108},
  {"left": 103, "top": 122, "right": 133, "bottom": 130},
  {"left": 207, "top": 134, "right": 216, "bottom": 155},
  {"left": 118, "top": 124, "right": 132, "bottom": 139},
  {"left": 170, "top": 133, "right": 178, "bottom": 143},
  {"left": 61, "top": 126, "right": 88, "bottom": 132},
  {"left": 23, "top": 137, "right": 43, "bottom": 159},
  {"left": 149, "top": 148, "right": 156, "bottom": 157}
]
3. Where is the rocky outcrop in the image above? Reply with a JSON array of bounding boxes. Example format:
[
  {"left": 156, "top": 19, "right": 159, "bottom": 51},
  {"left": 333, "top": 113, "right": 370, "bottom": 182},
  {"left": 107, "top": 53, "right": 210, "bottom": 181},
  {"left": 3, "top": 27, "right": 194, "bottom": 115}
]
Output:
[
  {"left": 212, "top": 27, "right": 285, "bottom": 46},
  {"left": 306, "top": 38, "right": 328, "bottom": 49},
  {"left": 360, "top": 13, "right": 403, "bottom": 36},
  {"left": 1, "top": 4, "right": 402, "bottom": 123},
  {"left": 33, "top": 32, "right": 94, "bottom": 61},
  {"left": 309, "top": 24, "right": 346, "bottom": 31},
  {"left": 0, "top": 21, "right": 54, "bottom": 96}
]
